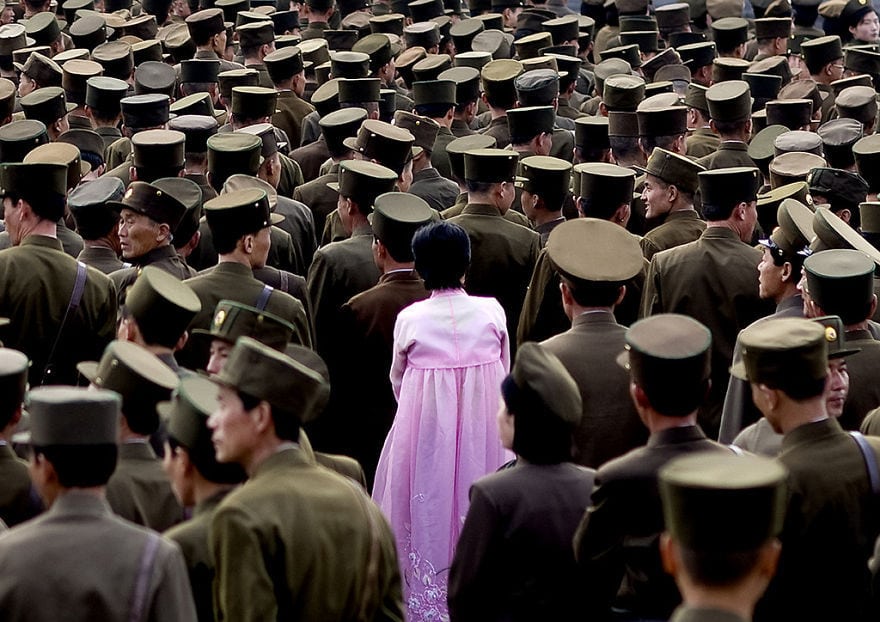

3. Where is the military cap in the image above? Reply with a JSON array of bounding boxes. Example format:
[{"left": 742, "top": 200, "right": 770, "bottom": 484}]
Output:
[
  {"left": 392, "top": 110, "right": 438, "bottom": 154},
  {"left": 370, "top": 13, "right": 406, "bottom": 36},
  {"left": 404, "top": 21, "right": 441, "bottom": 49},
  {"left": 461, "top": 147, "right": 516, "bottom": 183},
  {"left": 130, "top": 129, "right": 185, "bottom": 171},
  {"left": 835, "top": 85, "right": 878, "bottom": 126},
  {"left": 204, "top": 187, "right": 283, "bottom": 242},
  {"left": 706, "top": 0, "right": 742, "bottom": 16},
  {"left": 23, "top": 12, "right": 60, "bottom": 46},
  {"left": 412, "top": 54, "right": 453, "bottom": 82},
  {"left": 438, "top": 66, "right": 480, "bottom": 105},
  {"left": 712, "top": 56, "right": 751, "bottom": 83},
  {"left": 214, "top": 336, "right": 328, "bottom": 423},
  {"left": 77, "top": 340, "right": 178, "bottom": 432},
  {"left": 0, "top": 78, "right": 13, "bottom": 122},
  {"left": 411, "top": 79, "right": 455, "bottom": 109},
  {"left": 513, "top": 32, "right": 552, "bottom": 61},
  {"left": 322, "top": 30, "right": 357, "bottom": 52},
  {"left": 831, "top": 74, "right": 874, "bottom": 97},
  {"left": 234, "top": 10, "right": 272, "bottom": 28},
  {"left": 710, "top": 16, "right": 748, "bottom": 50},
  {"left": 601, "top": 74, "right": 644, "bottom": 111},
  {"left": 12, "top": 46, "right": 51, "bottom": 68},
  {"left": 800, "top": 34, "right": 843, "bottom": 73},
  {"left": 668, "top": 31, "right": 707, "bottom": 47},
  {"left": 207, "top": 133, "right": 262, "bottom": 187},
  {"left": 454, "top": 50, "right": 491, "bottom": 72},
  {"left": 231, "top": 86, "right": 277, "bottom": 120},
  {"left": 217, "top": 69, "right": 259, "bottom": 102},
  {"left": 618, "top": 314, "right": 712, "bottom": 413},
  {"left": 124, "top": 265, "right": 201, "bottom": 351},
  {"left": 319, "top": 107, "right": 367, "bottom": 157},
  {"left": 742, "top": 73, "right": 783, "bottom": 110},
  {"left": 758, "top": 192, "right": 814, "bottom": 253},
  {"left": 699, "top": 166, "right": 760, "bottom": 212},
  {"left": 772, "top": 130, "right": 821, "bottom": 158},
  {"left": 17, "top": 51, "right": 62, "bottom": 91},
  {"left": 271, "top": 10, "right": 300, "bottom": 34},
  {"left": 449, "top": 18, "right": 483, "bottom": 53},
  {"left": 327, "top": 158, "right": 399, "bottom": 207},
  {"left": 54, "top": 49, "right": 91, "bottom": 65},
  {"left": 132, "top": 62, "right": 175, "bottom": 99},
  {"left": 330, "top": 51, "right": 369, "bottom": 79},
  {"left": 236, "top": 20, "right": 273, "bottom": 49},
  {"left": 178, "top": 59, "right": 220, "bottom": 87},
  {"left": 520, "top": 56, "right": 559, "bottom": 73},
  {"left": 22, "top": 141, "right": 89, "bottom": 191},
  {"left": 194, "top": 299, "right": 295, "bottom": 350},
  {"left": 576, "top": 162, "right": 636, "bottom": 218},
  {"left": 473, "top": 12, "right": 504, "bottom": 31},
  {"left": 108, "top": 180, "right": 186, "bottom": 232},
  {"left": 409, "top": 0, "right": 444, "bottom": 21},
  {"left": 543, "top": 52, "right": 582, "bottom": 79},
  {"left": 635, "top": 147, "right": 704, "bottom": 194},
  {"left": 543, "top": 216, "right": 641, "bottom": 289},
  {"left": 842, "top": 0, "right": 877, "bottom": 27},
  {"left": 350, "top": 33, "right": 392, "bottom": 72},
  {"left": 593, "top": 57, "right": 631, "bottom": 94},
  {"left": 768, "top": 151, "right": 826, "bottom": 188},
  {"left": 764, "top": 98, "right": 813, "bottom": 130},
  {"left": 844, "top": 47, "right": 880, "bottom": 75},
  {"left": 860, "top": 201, "right": 880, "bottom": 233},
  {"left": 853, "top": 134, "right": 880, "bottom": 192},
  {"left": 20, "top": 86, "right": 74, "bottom": 127},
  {"left": 90, "top": 40, "right": 132, "bottom": 80},
  {"left": 299, "top": 38, "right": 331, "bottom": 69},
  {"left": 0, "top": 349, "right": 27, "bottom": 419},
  {"left": 818, "top": 118, "right": 862, "bottom": 170},
  {"left": 370, "top": 191, "right": 435, "bottom": 261},
  {"left": 148, "top": 178, "right": 199, "bottom": 248},
  {"left": 677, "top": 41, "right": 716, "bottom": 70},
  {"left": 636, "top": 104, "right": 687, "bottom": 138},
  {"left": 274, "top": 35, "right": 303, "bottom": 50},
  {"left": 27, "top": 386, "right": 119, "bottom": 446},
  {"left": 0, "top": 24, "right": 33, "bottom": 57},
  {"left": 705, "top": 79, "right": 751, "bottom": 122},
  {"left": 396, "top": 46, "right": 427, "bottom": 86},
  {"left": 311, "top": 78, "right": 341, "bottom": 116},
  {"left": 337, "top": 77, "right": 382, "bottom": 103},
  {"left": 540, "top": 15, "right": 578, "bottom": 45},
  {"left": 810, "top": 204, "right": 880, "bottom": 261},
  {"left": 166, "top": 115, "right": 217, "bottom": 154},
  {"left": 804, "top": 248, "right": 875, "bottom": 323},
  {"left": 83, "top": 75, "right": 126, "bottom": 116},
  {"left": 748, "top": 56, "right": 792, "bottom": 88},
  {"left": 472, "top": 29, "right": 513, "bottom": 60},
  {"left": 160, "top": 24, "right": 196, "bottom": 61},
  {"left": 607, "top": 110, "right": 639, "bottom": 138},
  {"left": 185, "top": 7, "right": 225, "bottom": 42},
  {"left": 660, "top": 453, "right": 787, "bottom": 552},
  {"left": 446, "top": 133, "right": 496, "bottom": 180},
  {"left": 681, "top": 83, "right": 709, "bottom": 114},
  {"left": 61, "top": 59, "right": 102, "bottom": 106},
  {"left": 808, "top": 166, "right": 869, "bottom": 209},
  {"left": 754, "top": 16, "right": 792, "bottom": 39},
  {"left": 653, "top": 2, "right": 690, "bottom": 30},
  {"left": 67, "top": 176, "right": 123, "bottom": 240},
  {"left": 68, "top": 13, "right": 106, "bottom": 51},
  {"left": 0, "top": 161, "right": 67, "bottom": 213},
  {"left": 480, "top": 59, "right": 523, "bottom": 108},
  {"left": 238, "top": 121, "right": 284, "bottom": 157},
  {"left": 501, "top": 341, "right": 581, "bottom": 430},
  {"left": 0, "top": 120, "right": 48, "bottom": 162},
  {"left": 515, "top": 155, "right": 572, "bottom": 208},
  {"left": 120, "top": 93, "right": 171, "bottom": 131},
  {"left": 215, "top": 0, "right": 248, "bottom": 19},
  {"left": 169, "top": 93, "right": 222, "bottom": 119},
  {"left": 575, "top": 115, "right": 610, "bottom": 150},
  {"left": 600, "top": 44, "right": 642, "bottom": 69}
]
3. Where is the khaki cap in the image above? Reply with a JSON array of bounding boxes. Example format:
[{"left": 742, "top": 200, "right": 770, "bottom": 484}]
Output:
[
  {"left": 392, "top": 110, "right": 438, "bottom": 154},
  {"left": 804, "top": 248, "right": 876, "bottom": 324},
  {"left": 27, "top": 386, "right": 120, "bottom": 446},
  {"left": 204, "top": 188, "right": 283, "bottom": 239},
  {"left": 730, "top": 317, "right": 827, "bottom": 387},
  {"left": 860, "top": 201, "right": 880, "bottom": 234},
  {"left": 768, "top": 151, "right": 827, "bottom": 189},
  {"left": 193, "top": 299, "right": 296, "bottom": 351},
  {"left": 706, "top": 79, "right": 751, "bottom": 122},
  {"left": 546, "top": 217, "right": 643, "bottom": 283},
  {"left": 22, "top": 141, "right": 89, "bottom": 190},
  {"left": 755, "top": 180, "right": 812, "bottom": 234},
  {"left": 327, "top": 159, "right": 399, "bottom": 207},
  {"left": 124, "top": 265, "right": 201, "bottom": 350},
  {"left": 637, "top": 147, "right": 705, "bottom": 194},
  {"left": 503, "top": 342, "right": 582, "bottom": 427},
  {"left": 370, "top": 191, "right": 436, "bottom": 261}
]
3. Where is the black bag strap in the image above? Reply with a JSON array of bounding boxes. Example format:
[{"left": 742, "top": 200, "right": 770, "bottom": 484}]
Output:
[
  {"left": 850, "top": 431, "right": 880, "bottom": 495},
  {"left": 128, "top": 532, "right": 161, "bottom": 622},
  {"left": 41, "top": 261, "right": 87, "bottom": 385},
  {"left": 255, "top": 284, "right": 273, "bottom": 311}
]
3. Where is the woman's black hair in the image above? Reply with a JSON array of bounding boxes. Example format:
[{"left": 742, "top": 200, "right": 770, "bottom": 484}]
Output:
[{"left": 412, "top": 221, "right": 471, "bottom": 291}]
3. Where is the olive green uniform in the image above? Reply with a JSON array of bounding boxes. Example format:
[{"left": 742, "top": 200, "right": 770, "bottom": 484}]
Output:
[
  {"left": 272, "top": 90, "right": 315, "bottom": 149},
  {"left": 639, "top": 210, "right": 707, "bottom": 260},
  {"left": 105, "top": 442, "right": 184, "bottom": 532},
  {"left": 77, "top": 246, "right": 127, "bottom": 274},
  {"left": 685, "top": 128, "right": 722, "bottom": 159}
]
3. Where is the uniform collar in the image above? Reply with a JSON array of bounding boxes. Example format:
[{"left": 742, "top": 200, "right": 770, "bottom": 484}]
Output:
[
  {"left": 379, "top": 269, "right": 420, "bottom": 284},
  {"left": 462, "top": 202, "right": 503, "bottom": 216},
  {"left": 781, "top": 417, "right": 840, "bottom": 453},
  {"left": 119, "top": 442, "right": 158, "bottom": 460},
  {"left": 251, "top": 445, "right": 311, "bottom": 479},
  {"left": 647, "top": 425, "right": 709, "bottom": 447},
  {"left": 669, "top": 606, "right": 748, "bottom": 622},
  {"left": 49, "top": 490, "right": 113, "bottom": 519},
  {"left": 129, "top": 244, "right": 178, "bottom": 267},
  {"left": 572, "top": 309, "right": 617, "bottom": 327},
  {"left": 20, "top": 235, "right": 63, "bottom": 251}
]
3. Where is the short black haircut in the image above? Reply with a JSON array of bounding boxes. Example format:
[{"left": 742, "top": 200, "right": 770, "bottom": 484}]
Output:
[
  {"left": 640, "top": 134, "right": 682, "bottom": 154},
  {"left": 34, "top": 444, "right": 118, "bottom": 487},
  {"left": 575, "top": 145, "right": 611, "bottom": 163},
  {"left": 134, "top": 164, "right": 184, "bottom": 184},
  {"left": 510, "top": 403, "right": 574, "bottom": 464},
  {"left": 239, "top": 390, "right": 300, "bottom": 443},
  {"left": 561, "top": 275, "right": 623, "bottom": 307},
  {"left": 465, "top": 179, "right": 497, "bottom": 194},
  {"left": 761, "top": 375, "right": 827, "bottom": 401},
  {"left": 609, "top": 135, "right": 641, "bottom": 162},
  {"left": 166, "top": 434, "right": 246, "bottom": 485},
  {"left": 712, "top": 118, "right": 748, "bottom": 136},
  {"left": 412, "top": 221, "right": 471, "bottom": 290},
  {"left": 680, "top": 545, "right": 765, "bottom": 587},
  {"left": 414, "top": 103, "right": 455, "bottom": 119},
  {"left": 5, "top": 191, "right": 65, "bottom": 222},
  {"left": 577, "top": 195, "right": 625, "bottom": 221}
]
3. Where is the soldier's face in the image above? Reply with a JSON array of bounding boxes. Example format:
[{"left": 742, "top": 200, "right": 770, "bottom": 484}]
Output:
[
  {"left": 757, "top": 247, "right": 786, "bottom": 300},
  {"left": 826, "top": 358, "right": 849, "bottom": 419},
  {"left": 118, "top": 208, "right": 162, "bottom": 259},
  {"left": 207, "top": 339, "right": 233, "bottom": 375},
  {"left": 162, "top": 441, "right": 195, "bottom": 506},
  {"left": 642, "top": 175, "right": 673, "bottom": 219},
  {"left": 209, "top": 385, "right": 260, "bottom": 465},
  {"left": 3, "top": 197, "right": 23, "bottom": 246},
  {"left": 496, "top": 398, "right": 515, "bottom": 451}
]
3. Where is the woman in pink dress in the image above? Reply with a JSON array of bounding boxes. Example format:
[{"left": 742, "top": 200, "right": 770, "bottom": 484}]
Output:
[{"left": 372, "top": 221, "right": 512, "bottom": 622}]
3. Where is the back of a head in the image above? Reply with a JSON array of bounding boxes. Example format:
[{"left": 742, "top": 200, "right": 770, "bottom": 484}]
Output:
[{"left": 412, "top": 220, "right": 471, "bottom": 290}]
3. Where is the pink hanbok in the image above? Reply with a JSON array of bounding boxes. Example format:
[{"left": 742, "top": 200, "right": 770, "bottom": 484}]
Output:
[{"left": 372, "top": 288, "right": 513, "bottom": 622}]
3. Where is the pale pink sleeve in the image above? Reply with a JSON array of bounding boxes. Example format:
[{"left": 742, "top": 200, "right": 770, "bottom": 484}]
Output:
[{"left": 390, "top": 312, "right": 409, "bottom": 400}]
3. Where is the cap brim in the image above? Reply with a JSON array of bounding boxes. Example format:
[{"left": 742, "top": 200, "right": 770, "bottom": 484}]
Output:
[
  {"left": 327, "top": 180, "right": 340, "bottom": 191},
  {"left": 12, "top": 62, "right": 23, "bottom": 73},
  {"left": 80, "top": 160, "right": 91, "bottom": 177},
  {"left": 412, "top": 145, "right": 423, "bottom": 158},
  {"left": 76, "top": 360, "right": 99, "bottom": 383},
  {"left": 729, "top": 360, "right": 748, "bottom": 381},
  {"left": 615, "top": 348, "right": 630, "bottom": 370},
  {"left": 831, "top": 347, "right": 861, "bottom": 358},
  {"left": 342, "top": 136, "right": 359, "bottom": 151},
  {"left": 65, "top": 102, "right": 77, "bottom": 113},
  {"left": 156, "top": 400, "right": 173, "bottom": 420},
  {"left": 270, "top": 212, "right": 284, "bottom": 225}
]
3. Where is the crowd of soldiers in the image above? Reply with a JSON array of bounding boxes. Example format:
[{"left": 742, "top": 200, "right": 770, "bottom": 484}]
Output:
[{"left": 1, "top": 0, "right": 880, "bottom": 618}]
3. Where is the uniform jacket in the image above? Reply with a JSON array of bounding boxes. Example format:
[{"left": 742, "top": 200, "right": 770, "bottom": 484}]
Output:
[
  {"left": 557, "top": 97, "right": 584, "bottom": 120},
  {"left": 188, "top": 221, "right": 297, "bottom": 273},
  {"left": 481, "top": 115, "right": 511, "bottom": 148},
  {"left": 542, "top": 310, "right": 649, "bottom": 468},
  {"left": 639, "top": 209, "right": 707, "bottom": 260},
  {"left": 447, "top": 203, "right": 540, "bottom": 346},
  {"left": 274, "top": 195, "right": 318, "bottom": 274},
  {"left": 289, "top": 135, "right": 331, "bottom": 183},
  {"left": 451, "top": 118, "right": 475, "bottom": 137},
  {"left": 697, "top": 140, "right": 756, "bottom": 170},
  {"left": 245, "top": 62, "right": 273, "bottom": 89},
  {"left": 105, "top": 442, "right": 184, "bottom": 532},
  {"left": 293, "top": 165, "right": 339, "bottom": 240},
  {"left": 641, "top": 227, "right": 773, "bottom": 438},
  {"left": 409, "top": 167, "right": 460, "bottom": 213},
  {"left": 109, "top": 244, "right": 197, "bottom": 304},
  {"left": 96, "top": 126, "right": 123, "bottom": 159},
  {"left": 448, "top": 462, "right": 596, "bottom": 622},
  {"left": 550, "top": 126, "right": 576, "bottom": 162},
  {"left": 300, "top": 20, "right": 330, "bottom": 40},
  {"left": 209, "top": 447, "right": 404, "bottom": 621},
  {"left": 273, "top": 91, "right": 315, "bottom": 155},
  {"left": 0, "top": 444, "right": 41, "bottom": 527},
  {"left": 574, "top": 426, "right": 731, "bottom": 620},
  {"left": 76, "top": 245, "right": 126, "bottom": 274},
  {"left": 756, "top": 418, "right": 880, "bottom": 622},
  {"left": 0, "top": 491, "right": 196, "bottom": 622},
  {"left": 105, "top": 136, "right": 131, "bottom": 171},
  {"left": 0, "top": 235, "right": 117, "bottom": 386},
  {"left": 840, "top": 329, "right": 880, "bottom": 431},
  {"left": 430, "top": 125, "right": 455, "bottom": 180},
  {"left": 686, "top": 128, "right": 722, "bottom": 160}
]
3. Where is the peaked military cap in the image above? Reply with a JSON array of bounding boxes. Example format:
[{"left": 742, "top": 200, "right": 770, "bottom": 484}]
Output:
[
  {"left": 507, "top": 105, "right": 555, "bottom": 143},
  {"left": 446, "top": 133, "right": 496, "bottom": 180},
  {"left": 546, "top": 216, "right": 642, "bottom": 284},
  {"left": 327, "top": 159, "right": 398, "bottom": 207},
  {"left": 124, "top": 265, "right": 201, "bottom": 349},
  {"left": 371, "top": 191, "right": 435, "bottom": 261},
  {"left": 0, "top": 120, "right": 48, "bottom": 162},
  {"left": 464, "top": 147, "right": 518, "bottom": 183},
  {"left": 23, "top": 142, "right": 89, "bottom": 190},
  {"left": 204, "top": 187, "right": 282, "bottom": 240},
  {"left": 515, "top": 155, "right": 571, "bottom": 209},
  {"left": 20, "top": 86, "right": 74, "bottom": 126},
  {"left": 27, "top": 386, "right": 120, "bottom": 446},
  {"left": 167, "top": 114, "right": 218, "bottom": 153},
  {"left": 808, "top": 167, "right": 869, "bottom": 209},
  {"left": 108, "top": 180, "right": 187, "bottom": 230},
  {"left": 761, "top": 195, "right": 815, "bottom": 255},
  {"left": 194, "top": 299, "right": 295, "bottom": 351},
  {"left": 120, "top": 93, "right": 170, "bottom": 129},
  {"left": 818, "top": 118, "right": 863, "bottom": 170},
  {"left": 16, "top": 51, "right": 61, "bottom": 87},
  {"left": 131, "top": 128, "right": 185, "bottom": 169}
]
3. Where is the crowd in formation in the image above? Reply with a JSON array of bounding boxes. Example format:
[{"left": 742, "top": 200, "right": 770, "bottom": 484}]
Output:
[{"left": 2, "top": 0, "right": 880, "bottom": 619}]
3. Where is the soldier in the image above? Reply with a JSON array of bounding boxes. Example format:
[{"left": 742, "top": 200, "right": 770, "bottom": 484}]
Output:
[
  {"left": 479, "top": 58, "right": 523, "bottom": 148},
  {"left": 207, "top": 336, "right": 404, "bottom": 620},
  {"left": 684, "top": 83, "right": 722, "bottom": 159},
  {"left": 642, "top": 167, "right": 774, "bottom": 438},
  {"left": 801, "top": 35, "right": 844, "bottom": 122},
  {"left": 698, "top": 81, "right": 758, "bottom": 169},
  {"left": 540, "top": 218, "right": 648, "bottom": 468},
  {"left": 574, "top": 313, "right": 731, "bottom": 620},
  {"left": 0, "top": 386, "right": 197, "bottom": 620},
  {"left": 67, "top": 176, "right": 127, "bottom": 274},
  {"left": 447, "top": 148, "right": 540, "bottom": 346},
  {"left": 0, "top": 349, "right": 41, "bottom": 527},
  {"left": 264, "top": 46, "right": 314, "bottom": 148},
  {"left": 394, "top": 109, "right": 459, "bottom": 212},
  {"left": 77, "top": 340, "right": 183, "bottom": 531},
  {"left": 514, "top": 68, "right": 576, "bottom": 162},
  {"left": 574, "top": 116, "right": 612, "bottom": 164},
  {"left": 104, "top": 93, "right": 172, "bottom": 179},
  {"left": 15, "top": 51, "right": 61, "bottom": 98},
  {"left": 507, "top": 105, "right": 554, "bottom": 158},
  {"left": 334, "top": 192, "right": 433, "bottom": 484},
  {"left": 236, "top": 21, "right": 275, "bottom": 88},
  {"left": 412, "top": 78, "right": 457, "bottom": 179},
  {"left": 83, "top": 76, "right": 128, "bottom": 156},
  {"left": 440, "top": 66, "right": 480, "bottom": 137},
  {"left": 300, "top": 0, "right": 335, "bottom": 40},
  {"left": 184, "top": 8, "right": 244, "bottom": 73},
  {"left": 638, "top": 147, "right": 707, "bottom": 259},
  {"left": 19, "top": 86, "right": 71, "bottom": 141},
  {"left": 658, "top": 453, "right": 788, "bottom": 622},
  {"left": 0, "top": 161, "right": 116, "bottom": 386},
  {"left": 752, "top": 17, "right": 792, "bottom": 61},
  {"left": 167, "top": 114, "right": 219, "bottom": 200},
  {"left": 160, "top": 375, "right": 246, "bottom": 622},
  {"left": 517, "top": 154, "right": 570, "bottom": 242}
]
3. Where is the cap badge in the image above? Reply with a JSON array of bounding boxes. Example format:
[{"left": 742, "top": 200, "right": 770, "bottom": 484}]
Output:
[
  {"left": 825, "top": 326, "right": 837, "bottom": 342},
  {"left": 214, "top": 308, "right": 227, "bottom": 329}
]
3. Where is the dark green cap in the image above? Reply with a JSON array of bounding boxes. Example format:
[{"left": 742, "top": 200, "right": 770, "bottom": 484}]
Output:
[
  {"left": 213, "top": 336, "right": 329, "bottom": 423},
  {"left": 678, "top": 41, "right": 716, "bottom": 69},
  {"left": 699, "top": 166, "right": 760, "bottom": 209},
  {"left": 108, "top": 180, "right": 187, "bottom": 230},
  {"left": 21, "top": 142, "right": 88, "bottom": 191},
  {"left": 768, "top": 151, "right": 827, "bottom": 189},
  {"left": 337, "top": 77, "right": 382, "bottom": 104},
  {"left": 603, "top": 74, "right": 645, "bottom": 111},
  {"left": 0, "top": 162, "right": 67, "bottom": 208},
  {"left": 710, "top": 16, "right": 748, "bottom": 49},
  {"left": 371, "top": 191, "right": 435, "bottom": 261},
  {"left": 353, "top": 32, "right": 394, "bottom": 69},
  {"left": 204, "top": 188, "right": 282, "bottom": 238},
  {"left": 91, "top": 40, "right": 133, "bottom": 81},
  {"left": 27, "top": 386, "right": 120, "bottom": 446},
  {"left": 660, "top": 453, "right": 788, "bottom": 552},
  {"left": 607, "top": 110, "right": 640, "bottom": 137},
  {"left": 218, "top": 68, "right": 260, "bottom": 100},
  {"left": 447, "top": 133, "right": 496, "bottom": 180},
  {"left": 152, "top": 176, "right": 203, "bottom": 247},
  {"left": 755, "top": 181, "right": 811, "bottom": 236},
  {"left": 764, "top": 196, "right": 815, "bottom": 255},
  {"left": 765, "top": 98, "right": 813, "bottom": 130},
  {"left": 748, "top": 124, "right": 790, "bottom": 174},
  {"left": 0, "top": 349, "right": 28, "bottom": 419},
  {"left": 706, "top": 79, "right": 751, "bottom": 122},
  {"left": 120, "top": 93, "right": 171, "bottom": 130},
  {"left": 515, "top": 155, "right": 571, "bottom": 209},
  {"left": 684, "top": 82, "right": 710, "bottom": 112},
  {"left": 393, "top": 110, "right": 439, "bottom": 153},
  {"left": 808, "top": 166, "right": 869, "bottom": 209},
  {"left": 16, "top": 51, "right": 61, "bottom": 87},
  {"left": 23, "top": 11, "right": 60, "bottom": 46},
  {"left": 167, "top": 114, "right": 219, "bottom": 154},
  {"left": 731, "top": 317, "right": 827, "bottom": 391},
  {"left": 194, "top": 300, "right": 295, "bottom": 351},
  {"left": 236, "top": 20, "right": 274, "bottom": 48},
  {"left": 124, "top": 265, "right": 201, "bottom": 349},
  {"left": 0, "top": 78, "right": 14, "bottom": 120},
  {"left": 341, "top": 119, "right": 415, "bottom": 175},
  {"left": 636, "top": 104, "right": 687, "bottom": 137},
  {"left": 600, "top": 43, "right": 642, "bottom": 69},
  {"left": 85, "top": 75, "right": 128, "bottom": 115},
  {"left": 844, "top": 47, "right": 880, "bottom": 76},
  {"left": 480, "top": 58, "right": 523, "bottom": 105},
  {"left": 508, "top": 105, "right": 554, "bottom": 143},
  {"left": 412, "top": 78, "right": 456, "bottom": 106},
  {"left": 836, "top": 85, "right": 878, "bottom": 127},
  {"left": 575, "top": 115, "right": 609, "bottom": 150},
  {"left": 20, "top": 86, "right": 75, "bottom": 126},
  {"left": 818, "top": 118, "right": 863, "bottom": 170},
  {"left": 545, "top": 217, "right": 643, "bottom": 283},
  {"left": 804, "top": 248, "right": 876, "bottom": 324},
  {"left": 170, "top": 92, "right": 224, "bottom": 119},
  {"left": 861, "top": 201, "right": 880, "bottom": 234},
  {"left": 712, "top": 56, "right": 751, "bottom": 83},
  {"left": 231, "top": 86, "right": 277, "bottom": 119},
  {"left": 327, "top": 159, "right": 398, "bottom": 207},
  {"left": 67, "top": 176, "right": 125, "bottom": 239},
  {"left": 330, "top": 51, "right": 370, "bottom": 79},
  {"left": 438, "top": 66, "right": 481, "bottom": 104},
  {"left": 131, "top": 129, "right": 186, "bottom": 169},
  {"left": 412, "top": 54, "right": 453, "bottom": 82},
  {"left": 133, "top": 62, "right": 176, "bottom": 98},
  {"left": 62, "top": 59, "right": 102, "bottom": 106},
  {"left": 854, "top": 134, "right": 880, "bottom": 192},
  {"left": 464, "top": 147, "right": 517, "bottom": 183},
  {"left": 504, "top": 342, "right": 582, "bottom": 427},
  {"left": 801, "top": 34, "right": 843, "bottom": 71},
  {"left": 319, "top": 107, "right": 368, "bottom": 157},
  {"left": 207, "top": 133, "right": 262, "bottom": 184},
  {"left": 514, "top": 31, "right": 552, "bottom": 60},
  {"left": 185, "top": 7, "right": 226, "bottom": 41},
  {"left": 577, "top": 161, "right": 636, "bottom": 213},
  {"left": 754, "top": 16, "right": 792, "bottom": 38},
  {"left": 638, "top": 147, "right": 705, "bottom": 194}
]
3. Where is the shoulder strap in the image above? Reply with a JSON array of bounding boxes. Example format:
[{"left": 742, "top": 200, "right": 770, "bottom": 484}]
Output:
[
  {"left": 255, "top": 284, "right": 273, "bottom": 311},
  {"left": 280, "top": 270, "right": 289, "bottom": 293},
  {"left": 128, "top": 531, "right": 161, "bottom": 622},
  {"left": 850, "top": 431, "right": 880, "bottom": 495},
  {"left": 41, "top": 262, "right": 88, "bottom": 385}
]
